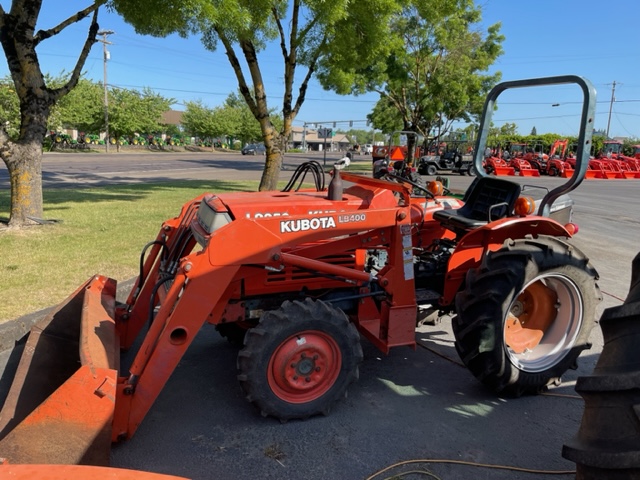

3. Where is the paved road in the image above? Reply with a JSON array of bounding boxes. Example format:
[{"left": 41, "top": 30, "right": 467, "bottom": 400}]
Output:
[
  {"left": 0, "top": 150, "right": 347, "bottom": 187},
  {"left": 1, "top": 151, "right": 638, "bottom": 479}
]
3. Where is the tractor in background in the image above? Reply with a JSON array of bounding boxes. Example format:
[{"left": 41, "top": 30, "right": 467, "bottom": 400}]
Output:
[
  {"left": 417, "top": 140, "right": 475, "bottom": 176},
  {"left": 546, "top": 139, "right": 574, "bottom": 177}
]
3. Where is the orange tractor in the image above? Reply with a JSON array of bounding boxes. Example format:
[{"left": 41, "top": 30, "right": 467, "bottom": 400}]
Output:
[
  {"left": 546, "top": 139, "right": 575, "bottom": 177},
  {"left": 505, "top": 142, "right": 548, "bottom": 174},
  {"left": 0, "top": 76, "right": 601, "bottom": 468},
  {"left": 597, "top": 140, "right": 640, "bottom": 178}
]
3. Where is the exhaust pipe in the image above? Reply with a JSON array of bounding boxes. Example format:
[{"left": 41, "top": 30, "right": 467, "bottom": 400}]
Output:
[
  {"left": 563, "top": 252, "right": 640, "bottom": 478},
  {"left": 0, "top": 276, "right": 118, "bottom": 465}
]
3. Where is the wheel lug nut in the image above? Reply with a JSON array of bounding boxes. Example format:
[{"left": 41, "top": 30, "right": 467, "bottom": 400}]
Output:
[
  {"left": 293, "top": 376, "right": 298, "bottom": 380},
  {"left": 313, "top": 354, "right": 318, "bottom": 360},
  {"left": 290, "top": 363, "right": 296, "bottom": 368},
  {"left": 315, "top": 367, "right": 321, "bottom": 372},
  {"left": 305, "top": 377, "right": 311, "bottom": 382}
]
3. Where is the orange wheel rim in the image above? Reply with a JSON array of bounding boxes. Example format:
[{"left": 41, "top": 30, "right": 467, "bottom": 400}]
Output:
[{"left": 267, "top": 330, "right": 341, "bottom": 404}]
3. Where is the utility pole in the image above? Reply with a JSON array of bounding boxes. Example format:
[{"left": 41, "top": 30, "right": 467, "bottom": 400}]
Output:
[
  {"left": 606, "top": 81, "right": 617, "bottom": 139},
  {"left": 302, "top": 123, "right": 307, "bottom": 151},
  {"left": 98, "top": 30, "right": 114, "bottom": 153}
]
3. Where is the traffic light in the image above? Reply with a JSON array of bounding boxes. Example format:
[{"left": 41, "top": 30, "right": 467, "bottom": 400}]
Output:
[{"left": 349, "top": 121, "right": 353, "bottom": 127}]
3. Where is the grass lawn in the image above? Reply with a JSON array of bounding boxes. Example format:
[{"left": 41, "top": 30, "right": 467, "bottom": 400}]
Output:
[{"left": 0, "top": 180, "right": 256, "bottom": 324}]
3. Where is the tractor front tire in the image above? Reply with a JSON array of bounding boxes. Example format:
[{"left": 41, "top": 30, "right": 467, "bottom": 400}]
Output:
[
  {"left": 453, "top": 235, "right": 600, "bottom": 397},
  {"left": 237, "top": 298, "right": 362, "bottom": 420},
  {"left": 426, "top": 164, "right": 438, "bottom": 176}
]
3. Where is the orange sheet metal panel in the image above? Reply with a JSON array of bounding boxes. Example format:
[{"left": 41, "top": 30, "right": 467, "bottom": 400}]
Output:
[{"left": 0, "top": 464, "right": 190, "bottom": 479}]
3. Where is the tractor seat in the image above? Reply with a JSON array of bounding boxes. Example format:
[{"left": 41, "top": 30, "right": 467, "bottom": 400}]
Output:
[{"left": 433, "top": 176, "right": 522, "bottom": 231}]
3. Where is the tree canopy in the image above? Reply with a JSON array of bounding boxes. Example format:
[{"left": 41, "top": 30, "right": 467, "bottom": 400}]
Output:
[
  {"left": 108, "top": 87, "right": 173, "bottom": 144},
  {"left": 53, "top": 77, "right": 105, "bottom": 134},
  {"left": 111, "top": 0, "right": 403, "bottom": 190},
  {"left": 1, "top": 75, "right": 174, "bottom": 143},
  {"left": 331, "top": 0, "right": 504, "bottom": 164}
]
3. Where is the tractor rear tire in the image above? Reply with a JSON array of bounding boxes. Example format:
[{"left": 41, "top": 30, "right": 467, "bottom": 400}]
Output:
[
  {"left": 237, "top": 298, "right": 362, "bottom": 420},
  {"left": 453, "top": 235, "right": 600, "bottom": 396}
]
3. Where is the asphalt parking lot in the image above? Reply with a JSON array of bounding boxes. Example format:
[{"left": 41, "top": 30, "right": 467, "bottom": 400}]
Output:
[{"left": 1, "top": 151, "right": 637, "bottom": 479}]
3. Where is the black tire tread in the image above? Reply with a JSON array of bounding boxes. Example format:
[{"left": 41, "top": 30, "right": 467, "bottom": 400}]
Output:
[
  {"left": 453, "top": 235, "right": 601, "bottom": 396},
  {"left": 237, "top": 298, "right": 363, "bottom": 420}
]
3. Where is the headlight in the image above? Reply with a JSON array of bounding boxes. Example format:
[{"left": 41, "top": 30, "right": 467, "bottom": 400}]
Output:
[{"left": 192, "top": 195, "right": 232, "bottom": 246}]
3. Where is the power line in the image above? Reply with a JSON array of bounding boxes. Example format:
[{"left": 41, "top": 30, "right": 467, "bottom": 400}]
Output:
[{"left": 110, "top": 83, "right": 379, "bottom": 104}]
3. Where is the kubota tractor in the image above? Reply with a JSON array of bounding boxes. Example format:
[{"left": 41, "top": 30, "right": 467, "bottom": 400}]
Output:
[
  {"left": 0, "top": 76, "right": 601, "bottom": 468},
  {"left": 546, "top": 139, "right": 574, "bottom": 177}
]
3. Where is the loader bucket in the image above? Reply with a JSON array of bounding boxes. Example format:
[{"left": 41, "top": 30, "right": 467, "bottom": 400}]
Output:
[
  {"left": 0, "top": 275, "right": 118, "bottom": 465},
  {"left": 518, "top": 168, "right": 540, "bottom": 177},
  {"left": 1, "top": 464, "right": 189, "bottom": 479},
  {"left": 494, "top": 166, "right": 516, "bottom": 176}
]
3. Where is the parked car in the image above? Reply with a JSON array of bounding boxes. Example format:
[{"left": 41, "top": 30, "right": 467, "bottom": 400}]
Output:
[
  {"left": 362, "top": 144, "right": 373, "bottom": 154},
  {"left": 241, "top": 143, "right": 266, "bottom": 155}
]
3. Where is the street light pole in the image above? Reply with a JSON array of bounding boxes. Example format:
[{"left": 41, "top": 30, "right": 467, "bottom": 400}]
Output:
[
  {"left": 98, "top": 30, "right": 114, "bottom": 153},
  {"left": 606, "top": 81, "right": 617, "bottom": 139}
]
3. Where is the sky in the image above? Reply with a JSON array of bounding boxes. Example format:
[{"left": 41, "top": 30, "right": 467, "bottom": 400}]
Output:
[{"left": 1, "top": 0, "right": 639, "bottom": 139}]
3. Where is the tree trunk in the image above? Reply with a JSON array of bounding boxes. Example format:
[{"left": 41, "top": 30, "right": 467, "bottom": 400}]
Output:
[
  {"left": 258, "top": 124, "right": 285, "bottom": 191},
  {"left": 259, "top": 151, "right": 284, "bottom": 190},
  {"left": 4, "top": 141, "right": 44, "bottom": 227},
  {"left": 406, "top": 134, "right": 416, "bottom": 167}
]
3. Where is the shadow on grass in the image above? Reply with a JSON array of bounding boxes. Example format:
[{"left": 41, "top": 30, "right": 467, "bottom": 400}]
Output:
[{"left": 0, "top": 179, "right": 257, "bottom": 216}]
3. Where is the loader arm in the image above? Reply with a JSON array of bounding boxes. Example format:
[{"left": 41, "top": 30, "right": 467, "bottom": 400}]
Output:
[
  {"left": 0, "top": 173, "right": 428, "bottom": 464},
  {"left": 113, "top": 183, "right": 421, "bottom": 441}
]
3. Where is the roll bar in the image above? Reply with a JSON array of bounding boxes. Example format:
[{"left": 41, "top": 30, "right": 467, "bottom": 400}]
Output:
[{"left": 473, "top": 75, "right": 596, "bottom": 217}]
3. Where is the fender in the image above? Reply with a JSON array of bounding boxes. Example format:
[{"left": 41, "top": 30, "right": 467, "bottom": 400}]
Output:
[{"left": 441, "top": 216, "right": 572, "bottom": 305}]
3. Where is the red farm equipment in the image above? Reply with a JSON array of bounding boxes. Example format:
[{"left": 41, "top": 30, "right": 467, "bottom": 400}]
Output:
[
  {"left": 508, "top": 157, "right": 540, "bottom": 176},
  {"left": 0, "top": 77, "right": 601, "bottom": 470},
  {"left": 372, "top": 131, "right": 423, "bottom": 169},
  {"left": 597, "top": 140, "right": 640, "bottom": 178},
  {"left": 546, "top": 139, "right": 578, "bottom": 178},
  {"left": 506, "top": 142, "right": 549, "bottom": 174},
  {"left": 484, "top": 154, "right": 516, "bottom": 176}
]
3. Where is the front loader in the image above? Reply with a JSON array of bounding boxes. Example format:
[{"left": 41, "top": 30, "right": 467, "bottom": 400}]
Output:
[{"left": 0, "top": 76, "right": 601, "bottom": 467}]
